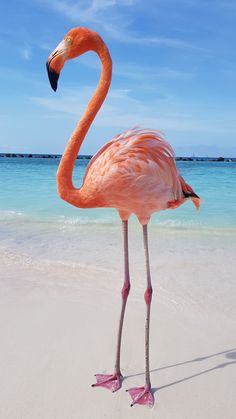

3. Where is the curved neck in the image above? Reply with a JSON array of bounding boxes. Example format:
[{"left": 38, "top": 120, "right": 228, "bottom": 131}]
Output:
[{"left": 57, "top": 38, "right": 112, "bottom": 206}]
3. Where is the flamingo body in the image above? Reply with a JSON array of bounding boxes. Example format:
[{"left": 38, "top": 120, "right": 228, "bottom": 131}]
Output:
[{"left": 81, "top": 128, "right": 197, "bottom": 224}]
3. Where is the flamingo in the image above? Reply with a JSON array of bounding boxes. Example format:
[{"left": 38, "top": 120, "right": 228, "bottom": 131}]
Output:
[{"left": 46, "top": 27, "right": 200, "bottom": 408}]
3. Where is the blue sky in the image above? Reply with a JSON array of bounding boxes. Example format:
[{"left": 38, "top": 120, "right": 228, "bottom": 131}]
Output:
[{"left": 1, "top": 0, "right": 236, "bottom": 156}]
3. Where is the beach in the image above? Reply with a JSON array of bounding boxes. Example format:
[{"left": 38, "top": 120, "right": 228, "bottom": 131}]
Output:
[{"left": 0, "top": 158, "right": 236, "bottom": 418}]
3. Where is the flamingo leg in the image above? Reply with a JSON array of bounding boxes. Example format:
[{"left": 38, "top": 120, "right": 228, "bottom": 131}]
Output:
[
  {"left": 92, "top": 220, "right": 130, "bottom": 392},
  {"left": 127, "top": 224, "right": 154, "bottom": 407}
]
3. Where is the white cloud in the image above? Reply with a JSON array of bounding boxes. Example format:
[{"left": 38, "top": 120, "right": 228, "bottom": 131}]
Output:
[
  {"left": 113, "top": 62, "right": 195, "bottom": 81},
  {"left": 102, "top": 22, "right": 197, "bottom": 48},
  {"left": 21, "top": 45, "right": 31, "bottom": 60},
  {"left": 31, "top": 86, "right": 236, "bottom": 135},
  {"left": 39, "top": 42, "right": 53, "bottom": 52},
  {"left": 39, "top": 0, "right": 196, "bottom": 49},
  {"left": 45, "top": 0, "right": 132, "bottom": 23},
  {"left": 77, "top": 50, "right": 195, "bottom": 81}
]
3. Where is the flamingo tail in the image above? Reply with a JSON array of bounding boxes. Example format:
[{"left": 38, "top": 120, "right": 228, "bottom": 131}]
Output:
[
  {"left": 179, "top": 175, "right": 201, "bottom": 210},
  {"left": 183, "top": 190, "right": 201, "bottom": 210}
]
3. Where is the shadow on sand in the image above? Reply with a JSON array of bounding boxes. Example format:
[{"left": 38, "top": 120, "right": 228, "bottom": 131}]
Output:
[{"left": 124, "top": 347, "right": 236, "bottom": 393}]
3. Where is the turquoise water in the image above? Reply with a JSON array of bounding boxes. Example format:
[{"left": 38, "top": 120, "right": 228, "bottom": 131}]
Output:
[{"left": 0, "top": 157, "right": 236, "bottom": 232}]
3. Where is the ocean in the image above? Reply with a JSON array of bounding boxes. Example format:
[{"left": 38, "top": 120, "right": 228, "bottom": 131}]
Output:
[
  {"left": 0, "top": 156, "right": 236, "bottom": 268},
  {"left": 1, "top": 157, "right": 236, "bottom": 231}
]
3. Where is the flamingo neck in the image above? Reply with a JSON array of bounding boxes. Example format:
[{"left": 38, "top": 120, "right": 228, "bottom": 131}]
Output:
[{"left": 57, "top": 38, "right": 112, "bottom": 207}]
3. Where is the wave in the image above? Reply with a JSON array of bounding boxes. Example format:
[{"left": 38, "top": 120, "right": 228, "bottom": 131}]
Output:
[
  {"left": 0, "top": 209, "right": 118, "bottom": 227},
  {"left": 1, "top": 209, "right": 236, "bottom": 235}
]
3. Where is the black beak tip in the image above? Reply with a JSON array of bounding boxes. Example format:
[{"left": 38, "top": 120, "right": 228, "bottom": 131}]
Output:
[{"left": 46, "top": 61, "right": 59, "bottom": 92}]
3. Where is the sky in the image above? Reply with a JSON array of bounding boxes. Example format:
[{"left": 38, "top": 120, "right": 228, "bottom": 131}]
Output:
[{"left": 0, "top": 0, "right": 236, "bottom": 156}]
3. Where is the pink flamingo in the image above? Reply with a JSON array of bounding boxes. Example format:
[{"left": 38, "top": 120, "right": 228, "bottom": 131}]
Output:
[{"left": 46, "top": 27, "right": 200, "bottom": 407}]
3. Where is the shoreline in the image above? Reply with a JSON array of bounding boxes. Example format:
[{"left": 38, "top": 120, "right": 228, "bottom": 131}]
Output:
[
  {"left": 1, "top": 212, "right": 236, "bottom": 238},
  {"left": 1, "top": 220, "right": 236, "bottom": 317}
]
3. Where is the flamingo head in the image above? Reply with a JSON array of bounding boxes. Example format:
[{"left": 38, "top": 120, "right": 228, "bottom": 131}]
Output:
[{"left": 46, "top": 27, "right": 97, "bottom": 91}]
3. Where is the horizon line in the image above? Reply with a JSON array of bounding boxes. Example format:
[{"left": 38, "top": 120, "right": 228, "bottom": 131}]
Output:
[{"left": 1, "top": 153, "right": 236, "bottom": 161}]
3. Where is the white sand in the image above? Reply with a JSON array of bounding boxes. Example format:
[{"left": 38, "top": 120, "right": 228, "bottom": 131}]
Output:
[{"left": 0, "top": 225, "right": 236, "bottom": 418}]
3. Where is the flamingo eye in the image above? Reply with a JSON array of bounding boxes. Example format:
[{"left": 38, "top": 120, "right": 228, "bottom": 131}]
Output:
[{"left": 65, "top": 36, "right": 73, "bottom": 45}]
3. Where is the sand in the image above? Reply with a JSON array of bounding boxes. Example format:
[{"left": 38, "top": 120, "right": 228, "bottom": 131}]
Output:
[{"left": 0, "top": 225, "right": 236, "bottom": 419}]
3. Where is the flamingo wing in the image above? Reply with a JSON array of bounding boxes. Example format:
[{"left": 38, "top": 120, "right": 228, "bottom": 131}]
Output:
[{"left": 81, "top": 128, "right": 200, "bottom": 218}]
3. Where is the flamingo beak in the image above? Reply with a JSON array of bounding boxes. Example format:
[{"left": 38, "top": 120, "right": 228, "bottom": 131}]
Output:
[{"left": 46, "top": 39, "right": 68, "bottom": 91}]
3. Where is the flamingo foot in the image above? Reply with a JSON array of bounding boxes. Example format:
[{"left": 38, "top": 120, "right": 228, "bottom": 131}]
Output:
[
  {"left": 126, "top": 386, "right": 154, "bottom": 407},
  {"left": 91, "top": 372, "right": 122, "bottom": 393}
]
